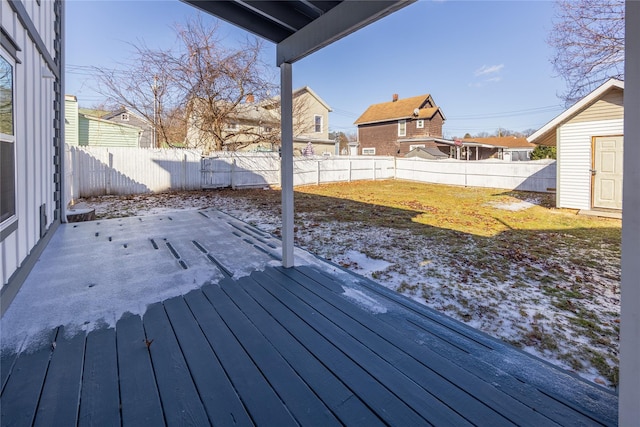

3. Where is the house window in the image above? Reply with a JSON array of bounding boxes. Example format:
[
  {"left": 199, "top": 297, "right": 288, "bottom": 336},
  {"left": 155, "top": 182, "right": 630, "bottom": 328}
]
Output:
[
  {"left": 362, "top": 147, "right": 376, "bottom": 155},
  {"left": 409, "top": 144, "right": 425, "bottom": 151},
  {"left": 416, "top": 119, "right": 424, "bottom": 129},
  {"left": 1, "top": 52, "right": 16, "bottom": 232},
  {"left": 314, "top": 115, "right": 322, "bottom": 133},
  {"left": 226, "top": 122, "right": 239, "bottom": 131},
  {"left": 398, "top": 120, "right": 406, "bottom": 136},
  {"left": 121, "top": 113, "right": 130, "bottom": 121}
]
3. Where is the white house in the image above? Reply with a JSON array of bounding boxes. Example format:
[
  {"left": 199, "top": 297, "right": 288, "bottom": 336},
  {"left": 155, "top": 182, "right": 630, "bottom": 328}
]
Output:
[
  {"left": 528, "top": 78, "right": 624, "bottom": 214},
  {"left": 1, "top": 0, "right": 63, "bottom": 313}
]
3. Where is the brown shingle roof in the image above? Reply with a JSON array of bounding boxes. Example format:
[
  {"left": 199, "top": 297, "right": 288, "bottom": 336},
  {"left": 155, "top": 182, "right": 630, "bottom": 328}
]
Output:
[
  {"left": 354, "top": 94, "right": 443, "bottom": 125},
  {"left": 462, "top": 136, "right": 536, "bottom": 149}
]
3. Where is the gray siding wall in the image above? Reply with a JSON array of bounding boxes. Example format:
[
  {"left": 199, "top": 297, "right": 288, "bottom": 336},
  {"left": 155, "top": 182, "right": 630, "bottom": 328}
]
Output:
[{"left": 1, "top": 0, "right": 59, "bottom": 286}]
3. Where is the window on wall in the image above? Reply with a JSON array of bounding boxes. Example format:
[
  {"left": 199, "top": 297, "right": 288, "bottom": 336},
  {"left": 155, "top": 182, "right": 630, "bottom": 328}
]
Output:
[
  {"left": 362, "top": 147, "right": 376, "bottom": 155},
  {"left": 416, "top": 119, "right": 424, "bottom": 129},
  {"left": 398, "top": 120, "right": 406, "bottom": 136},
  {"left": 1, "top": 52, "right": 16, "bottom": 227},
  {"left": 314, "top": 115, "right": 322, "bottom": 133},
  {"left": 121, "top": 113, "right": 130, "bottom": 121}
]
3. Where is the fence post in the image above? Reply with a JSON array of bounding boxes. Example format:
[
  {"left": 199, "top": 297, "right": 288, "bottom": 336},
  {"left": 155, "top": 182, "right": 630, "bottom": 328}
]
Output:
[
  {"left": 107, "top": 150, "right": 113, "bottom": 195},
  {"left": 317, "top": 160, "right": 321, "bottom": 185},
  {"left": 230, "top": 158, "right": 236, "bottom": 189},
  {"left": 373, "top": 160, "right": 376, "bottom": 180},
  {"left": 348, "top": 159, "right": 352, "bottom": 182}
]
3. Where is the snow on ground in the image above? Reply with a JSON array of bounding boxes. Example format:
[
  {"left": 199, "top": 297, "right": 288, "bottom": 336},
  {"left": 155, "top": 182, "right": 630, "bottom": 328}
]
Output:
[{"left": 62, "top": 191, "right": 619, "bottom": 388}]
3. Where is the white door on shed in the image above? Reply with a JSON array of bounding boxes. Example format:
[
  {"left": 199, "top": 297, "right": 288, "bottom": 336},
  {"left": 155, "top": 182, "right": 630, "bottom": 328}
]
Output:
[{"left": 593, "top": 135, "right": 624, "bottom": 209}]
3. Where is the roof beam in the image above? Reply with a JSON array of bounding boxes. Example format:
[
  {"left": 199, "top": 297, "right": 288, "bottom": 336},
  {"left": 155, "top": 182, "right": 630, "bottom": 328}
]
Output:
[
  {"left": 182, "top": 0, "right": 292, "bottom": 42},
  {"left": 276, "top": 0, "right": 415, "bottom": 65}
]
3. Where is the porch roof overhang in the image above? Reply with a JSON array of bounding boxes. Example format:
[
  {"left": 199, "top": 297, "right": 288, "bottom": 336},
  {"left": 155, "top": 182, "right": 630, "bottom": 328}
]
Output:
[{"left": 181, "top": 0, "right": 415, "bottom": 65}]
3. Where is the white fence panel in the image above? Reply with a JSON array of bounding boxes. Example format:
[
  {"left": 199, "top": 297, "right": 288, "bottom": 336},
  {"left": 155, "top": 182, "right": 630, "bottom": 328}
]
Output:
[
  {"left": 396, "top": 158, "right": 555, "bottom": 192},
  {"left": 67, "top": 146, "right": 202, "bottom": 198},
  {"left": 68, "top": 145, "right": 556, "bottom": 200}
]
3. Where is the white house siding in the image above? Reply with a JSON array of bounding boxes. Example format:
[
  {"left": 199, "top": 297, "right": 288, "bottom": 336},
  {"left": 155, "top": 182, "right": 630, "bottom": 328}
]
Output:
[
  {"left": 1, "top": 0, "right": 60, "bottom": 289},
  {"left": 557, "top": 118, "right": 624, "bottom": 210}
]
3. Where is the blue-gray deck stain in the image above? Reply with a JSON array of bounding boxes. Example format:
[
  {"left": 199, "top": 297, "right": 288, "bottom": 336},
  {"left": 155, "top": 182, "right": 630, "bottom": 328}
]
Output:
[{"left": 0, "top": 265, "right": 618, "bottom": 426}]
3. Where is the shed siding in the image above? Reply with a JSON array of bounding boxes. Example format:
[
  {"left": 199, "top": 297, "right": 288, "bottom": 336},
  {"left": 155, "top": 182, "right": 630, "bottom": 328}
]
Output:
[
  {"left": 570, "top": 89, "right": 624, "bottom": 124},
  {"left": 65, "top": 98, "right": 79, "bottom": 146},
  {"left": 557, "top": 119, "right": 623, "bottom": 210},
  {"left": 79, "top": 116, "right": 140, "bottom": 147},
  {"left": 1, "top": 0, "right": 59, "bottom": 287}
]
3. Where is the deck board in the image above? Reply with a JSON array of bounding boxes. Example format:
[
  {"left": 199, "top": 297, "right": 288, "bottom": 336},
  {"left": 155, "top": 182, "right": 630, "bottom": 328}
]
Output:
[
  {"left": 238, "top": 273, "right": 430, "bottom": 427},
  {"left": 78, "top": 327, "right": 120, "bottom": 427},
  {"left": 33, "top": 328, "right": 85, "bottom": 427},
  {"left": 183, "top": 288, "right": 299, "bottom": 427},
  {"left": 275, "top": 266, "right": 577, "bottom": 426},
  {"left": 292, "top": 265, "right": 613, "bottom": 426},
  {"left": 115, "top": 313, "right": 165, "bottom": 427},
  {"left": 201, "top": 282, "right": 341, "bottom": 427},
  {"left": 220, "top": 276, "right": 386, "bottom": 427},
  {"left": 143, "top": 301, "right": 210, "bottom": 426},
  {"left": 162, "top": 295, "right": 252, "bottom": 426},
  {"left": 0, "top": 329, "right": 57, "bottom": 427}
]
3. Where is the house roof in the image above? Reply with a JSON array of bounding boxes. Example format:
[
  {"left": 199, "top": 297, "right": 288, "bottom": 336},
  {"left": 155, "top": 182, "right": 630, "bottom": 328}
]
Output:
[
  {"left": 181, "top": 0, "right": 416, "bottom": 65},
  {"left": 527, "top": 78, "right": 624, "bottom": 145},
  {"left": 354, "top": 94, "right": 445, "bottom": 125},
  {"left": 80, "top": 113, "right": 144, "bottom": 132},
  {"left": 404, "top": 146, "right": 449, "bottom": 159},
  {"left": 462, "top": 136, "right": 536, "bottom": 149},
  {"left": 263, "top": 86, "right": 332, "bottom": 112},
  {"left": 102, "top": 107, "right": 152, "bottom": 125}
]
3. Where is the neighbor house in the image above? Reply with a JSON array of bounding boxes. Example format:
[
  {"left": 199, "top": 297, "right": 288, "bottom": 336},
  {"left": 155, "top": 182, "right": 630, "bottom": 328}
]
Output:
[
  {"left": 354, "top": 93, "right": 446, "bottom": 156},
  {"left": 460, "top": 136, "right": 537, "bottom": 161},
  {"left": 185, "top": 86, "right": 335, "bottom": 155},
  {"left": 102, "top": 107, "right": 155, "bottom": 148},
  {"left": 1, "top": 0, "right": 63, "bottom": 312},
  {"left": 528, "top": 78, "right": 624, "bottom": 213},
  {"left": 65, "top": 95, "right": 143, "bottom": 148}
]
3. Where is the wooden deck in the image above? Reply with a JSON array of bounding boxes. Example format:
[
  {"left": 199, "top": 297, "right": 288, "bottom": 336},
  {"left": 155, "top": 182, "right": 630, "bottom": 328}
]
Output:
[{"left": 1, "top": 261, "right": 616, "bottom": 426}]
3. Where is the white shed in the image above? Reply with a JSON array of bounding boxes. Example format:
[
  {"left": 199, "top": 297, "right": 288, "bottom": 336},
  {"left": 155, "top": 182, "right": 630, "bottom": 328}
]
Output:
[{"left": 528, "top": 79, "right": 624, "bottom": 214}]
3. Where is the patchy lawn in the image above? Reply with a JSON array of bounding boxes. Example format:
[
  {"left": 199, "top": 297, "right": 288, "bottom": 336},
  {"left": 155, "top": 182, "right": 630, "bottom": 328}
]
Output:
[{"left": 78, "top": 180, "right": 621, "bottom": 388}]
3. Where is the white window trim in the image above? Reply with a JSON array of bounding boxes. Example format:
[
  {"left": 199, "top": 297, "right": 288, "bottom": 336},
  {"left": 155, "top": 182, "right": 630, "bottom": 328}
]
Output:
[
  {"left": 398, "top": 119, "right": 406, "bottom": 137},
  {"left": 1, "top": 49, "right": 17, "bottom": 237},
  {"left": 416, "top": 119, "right": 424, "bottom": 129},
  {"left": 121, "top": 113, "right": 130, "bottom": 121},
  {"left": 314, "top": 114, "right": 323, "bottom": 133},
  {"left": 362, "top": 147, "right": 376, "bottom": 155},
  {"left": 409, "top": 144, "right": 425, "bottom": 151}
]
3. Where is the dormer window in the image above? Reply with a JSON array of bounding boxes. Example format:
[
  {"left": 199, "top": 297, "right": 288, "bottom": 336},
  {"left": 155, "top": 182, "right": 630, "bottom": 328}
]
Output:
[{"left": 121, "top": 113, "right": 130, "bottom": 121}]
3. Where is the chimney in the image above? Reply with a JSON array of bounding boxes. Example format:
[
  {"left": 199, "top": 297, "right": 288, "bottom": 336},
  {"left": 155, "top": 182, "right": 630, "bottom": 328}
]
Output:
[
  {"left": 246, "top": 94, "right": 255, "bottom": 103},
  {"left": 392, "top": 94, "right": 398, "bottom": 102}
]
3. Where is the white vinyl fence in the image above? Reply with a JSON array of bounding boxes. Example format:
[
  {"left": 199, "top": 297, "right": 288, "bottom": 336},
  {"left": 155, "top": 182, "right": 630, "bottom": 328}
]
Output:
[{"left": 65, "top": 145, "right": 556, "bottom": 207}]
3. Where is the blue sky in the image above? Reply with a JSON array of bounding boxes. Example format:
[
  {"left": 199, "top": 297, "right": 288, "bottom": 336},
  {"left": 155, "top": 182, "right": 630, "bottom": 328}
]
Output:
[{"left": 66, "top": 0, "right": 566, "bottom": 138}]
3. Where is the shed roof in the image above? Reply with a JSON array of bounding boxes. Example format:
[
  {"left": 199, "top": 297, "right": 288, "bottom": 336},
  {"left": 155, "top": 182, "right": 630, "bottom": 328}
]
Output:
[
  {"left": 354, "top": 94, "right": 444, "bottom": 125},
  {"left": 462, "top": 136, "right": 536, "bottom": 149},
  {"left": 527, "top": 78, "right": 624, "bottom": 146}
]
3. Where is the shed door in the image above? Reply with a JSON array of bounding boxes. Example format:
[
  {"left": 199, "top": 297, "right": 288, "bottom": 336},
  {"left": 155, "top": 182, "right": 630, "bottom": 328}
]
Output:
[{"left": 593, "top": 136, "right": 623, "bottom": 210}]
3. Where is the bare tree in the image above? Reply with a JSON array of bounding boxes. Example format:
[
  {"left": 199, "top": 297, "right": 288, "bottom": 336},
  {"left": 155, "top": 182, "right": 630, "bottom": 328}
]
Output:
[
  {"left": 96, "top": 15, "right": 277, "bottom": 153},
  {"left": 549, "top": 0, "right": 624, "bottom": 105}
]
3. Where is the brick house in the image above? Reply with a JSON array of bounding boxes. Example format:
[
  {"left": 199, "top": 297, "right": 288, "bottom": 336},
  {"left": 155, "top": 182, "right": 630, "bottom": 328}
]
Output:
[{"left": 354, "top": 93, "right": 447, "bottom": 156}]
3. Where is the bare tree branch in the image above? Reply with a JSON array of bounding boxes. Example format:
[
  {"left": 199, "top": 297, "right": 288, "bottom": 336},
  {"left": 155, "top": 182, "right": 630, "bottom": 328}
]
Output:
[{"left": 549, "top": 0, "right": 624, "bottom": 105}]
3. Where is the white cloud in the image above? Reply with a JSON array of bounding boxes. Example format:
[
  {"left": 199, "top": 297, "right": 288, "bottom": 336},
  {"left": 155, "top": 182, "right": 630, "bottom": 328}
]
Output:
[{"left": 474, "top": 64, "right": 504, "bottom": 76}]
